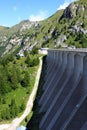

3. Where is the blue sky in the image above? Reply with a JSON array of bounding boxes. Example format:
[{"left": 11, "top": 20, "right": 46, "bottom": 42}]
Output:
[{"left": 0, "top": 0, "right": 76, "bottom": 27}]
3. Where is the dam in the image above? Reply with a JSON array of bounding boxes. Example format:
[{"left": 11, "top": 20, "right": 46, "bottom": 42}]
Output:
[{"left": 38, "top": 49, "right": 87, "bottom": 130}]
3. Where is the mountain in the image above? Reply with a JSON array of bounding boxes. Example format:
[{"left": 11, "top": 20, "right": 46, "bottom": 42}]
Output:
[{"left": 0, "top": 0, "right": 87, "bottom": 57}]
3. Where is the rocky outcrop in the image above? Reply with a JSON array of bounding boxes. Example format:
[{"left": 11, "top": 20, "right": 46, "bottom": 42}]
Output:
[
  {"left": 61, "top": 3, "right": 85, "bottom": 19},
  {"left": 10, "top": 37, "right": 22, "bottom": 45},
  {"left": 70, "top": 25, "right": 87, "bottom": 34},
  {"left": 63, "top": 3, "right": 77, "bottom": 18},
  {"left": 2, "top": 44, "right": 12, "bottom": 56},
  {"left": 20, "top": 21, "right": 41, "bottom": 31},
  {"left": 54, "top": 35, "right": 67, "bottom": 47}
]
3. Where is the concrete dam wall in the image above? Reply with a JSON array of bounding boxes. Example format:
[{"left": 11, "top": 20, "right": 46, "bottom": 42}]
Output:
[{"left": 39, "top": 49, "right": 87, "bottom": 130}]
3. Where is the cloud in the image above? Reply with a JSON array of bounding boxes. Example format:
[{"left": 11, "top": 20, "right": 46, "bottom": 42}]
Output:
[
  {"left": 57, "top": 0, "right": 76, "bottom": 10},
  {"left": 29, "top": 11, "right": 48, "bottom": 21},
  {"left": 2, "top": 24, "right": 8, "bottom": 27},
  {"left": 13, "top": 6, "right": 17, "bottom": 11},
  {"left": 57, "top": 2, "right": 69, "bottom": 10}
]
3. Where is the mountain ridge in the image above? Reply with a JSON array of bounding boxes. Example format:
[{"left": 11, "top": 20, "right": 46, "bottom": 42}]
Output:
[{"left": 0, "top": 0, "right": 87, "bottom": 57}]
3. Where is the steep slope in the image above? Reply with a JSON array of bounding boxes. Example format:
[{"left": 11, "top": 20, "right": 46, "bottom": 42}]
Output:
[{"left": 0, "top": 0, "right": 87, "bottom": 57}]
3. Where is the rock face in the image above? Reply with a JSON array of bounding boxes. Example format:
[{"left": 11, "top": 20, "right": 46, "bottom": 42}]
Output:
[
  {"left": 71, "top": 25, "right": 87, "bottom": 34},
  {"left": 64, "top": 3, "right": 77, "bottom": 18},
  {"left": 61, "top": 3, "right": 85, "bottom": 19},
  {"left": 55, "top": 35, "right": 67, "bottom": 47}
]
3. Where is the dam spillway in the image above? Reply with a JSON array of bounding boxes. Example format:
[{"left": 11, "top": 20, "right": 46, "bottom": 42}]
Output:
[{"left": 38, "top": 49, "right": 87, "bottom": 130}]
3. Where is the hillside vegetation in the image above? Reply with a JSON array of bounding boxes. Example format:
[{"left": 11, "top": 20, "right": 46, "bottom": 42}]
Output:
[
  {"left": 0, "top": 49, "right": 39, "bottom": 122},
  {"left": 0, "top": 0, "right": 87, "bottom": 57}
]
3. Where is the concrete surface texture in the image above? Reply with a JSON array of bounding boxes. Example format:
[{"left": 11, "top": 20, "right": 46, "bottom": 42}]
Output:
[{"left": 39, "top": 49, "right": 87, "bottom": 130}]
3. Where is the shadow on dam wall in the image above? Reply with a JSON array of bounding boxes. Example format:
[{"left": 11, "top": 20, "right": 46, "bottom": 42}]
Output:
[{"left": 27, "top": 49, "right": 87, "bottom": 130}]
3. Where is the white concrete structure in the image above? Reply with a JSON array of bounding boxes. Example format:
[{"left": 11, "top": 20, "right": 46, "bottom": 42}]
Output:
[
  {"left": 38, "top": 49, "right": 87, "bottom": 130},
  {"left": 38, "top": 48, "right": 48, "bottom": 55}
]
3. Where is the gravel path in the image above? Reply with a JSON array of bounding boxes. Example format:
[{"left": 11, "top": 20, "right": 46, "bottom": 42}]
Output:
[{"left": 0, "top": 57, "right": 42, "bottom": 130}]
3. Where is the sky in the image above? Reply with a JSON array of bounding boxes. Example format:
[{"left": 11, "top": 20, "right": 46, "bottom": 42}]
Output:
[{"left": 0, "top": 0, "right": 76, "bottom": 27}]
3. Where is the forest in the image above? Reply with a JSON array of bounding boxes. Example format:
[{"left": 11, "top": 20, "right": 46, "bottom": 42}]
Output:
[{"left": 0, "top": 49, "right": 39, "bottom": 121}]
